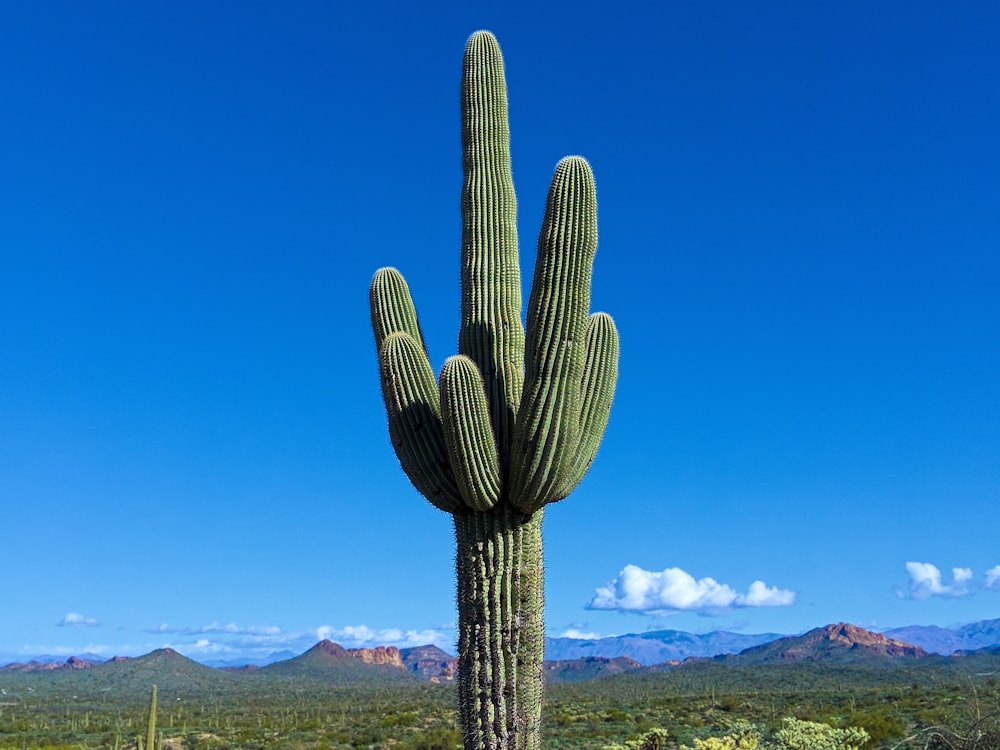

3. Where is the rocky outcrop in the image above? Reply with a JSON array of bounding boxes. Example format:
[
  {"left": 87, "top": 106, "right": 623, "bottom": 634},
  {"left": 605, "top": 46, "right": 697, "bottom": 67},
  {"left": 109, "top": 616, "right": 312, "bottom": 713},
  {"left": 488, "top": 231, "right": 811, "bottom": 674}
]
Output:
[
  {"left": 348, "top": 645, "right": 404, "bottom": 668},
  {"left": 818, "top": 623, "right": 927, "bottom": 657}
]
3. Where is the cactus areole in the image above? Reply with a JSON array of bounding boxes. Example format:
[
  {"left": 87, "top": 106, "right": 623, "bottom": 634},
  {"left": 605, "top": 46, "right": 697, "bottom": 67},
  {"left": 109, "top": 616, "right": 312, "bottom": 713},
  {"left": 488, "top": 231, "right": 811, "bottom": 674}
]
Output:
[{"left": 369, "top": 31, "right": 619, "bottom": 750}]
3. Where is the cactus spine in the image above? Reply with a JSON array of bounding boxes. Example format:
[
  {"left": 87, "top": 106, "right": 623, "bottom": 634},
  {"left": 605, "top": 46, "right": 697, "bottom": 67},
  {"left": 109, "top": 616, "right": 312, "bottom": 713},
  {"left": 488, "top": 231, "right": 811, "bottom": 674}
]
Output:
[{"left": 370, "top": 31, "right": 618, "bottom": 750}]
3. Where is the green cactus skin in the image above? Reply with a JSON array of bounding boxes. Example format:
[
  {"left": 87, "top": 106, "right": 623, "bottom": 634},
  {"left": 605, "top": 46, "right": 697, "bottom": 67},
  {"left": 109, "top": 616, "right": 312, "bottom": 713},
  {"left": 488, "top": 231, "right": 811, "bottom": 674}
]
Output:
[
  {"left": 144, "top": 684, "right": 157, "bottom": 750},
  {"left": 370, "top": 31, "right": 619, "bottom": 750}
]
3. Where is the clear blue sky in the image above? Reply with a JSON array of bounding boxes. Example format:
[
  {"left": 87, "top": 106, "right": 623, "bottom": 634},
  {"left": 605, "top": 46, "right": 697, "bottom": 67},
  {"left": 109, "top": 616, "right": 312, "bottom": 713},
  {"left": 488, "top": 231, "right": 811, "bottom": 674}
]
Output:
[{"left": 2, "top": 2, "right": 997, "bottom": 665}]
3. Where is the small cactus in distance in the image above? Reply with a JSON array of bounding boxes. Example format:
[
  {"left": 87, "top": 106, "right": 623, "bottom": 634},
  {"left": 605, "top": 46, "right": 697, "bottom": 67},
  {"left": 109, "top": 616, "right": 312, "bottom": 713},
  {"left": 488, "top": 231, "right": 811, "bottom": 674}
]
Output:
[
  {"left": 370, "top": 31, "right": 618, "bottom": 750},
  {"left": 139, "top": 684, "right": 157, "bottom": 750}
]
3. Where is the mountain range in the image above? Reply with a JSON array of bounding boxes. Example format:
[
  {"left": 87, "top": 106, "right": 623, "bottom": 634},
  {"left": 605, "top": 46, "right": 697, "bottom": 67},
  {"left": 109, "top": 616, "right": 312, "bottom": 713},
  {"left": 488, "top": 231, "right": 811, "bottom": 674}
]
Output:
[
  {"left": 2, "top": 618, "right": 998, "bottom": 690},
  {"left": 545, "top": 617, "right": 1000, "bottom": 664}
]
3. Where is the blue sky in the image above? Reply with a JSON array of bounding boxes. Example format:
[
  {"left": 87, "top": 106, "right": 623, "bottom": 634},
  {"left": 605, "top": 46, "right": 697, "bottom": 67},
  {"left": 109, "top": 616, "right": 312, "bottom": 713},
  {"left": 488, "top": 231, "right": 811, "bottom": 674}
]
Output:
[{"left": 2, "top": 2, "right": 998, "bottom": 665}]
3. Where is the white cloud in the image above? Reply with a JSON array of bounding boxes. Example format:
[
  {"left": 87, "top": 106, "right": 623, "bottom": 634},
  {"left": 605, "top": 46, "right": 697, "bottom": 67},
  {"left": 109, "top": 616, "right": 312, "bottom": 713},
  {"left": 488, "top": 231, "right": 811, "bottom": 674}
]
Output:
[
  {"left": 588, "top": 565, "right": 795, "bottom": 614},
  {"left": 557, "top": 628, "right": 602, "bottom": 640},
  {"left": 740, "top": 580, "right": 797, "bottom": 607},
  {"left": 181, "top": 639, "right": 229, "bottom": 655},
  {"left": 905, "top": 561, "right": 973, "bottom": 599},
  {"left": 57, "top": 612, "right": 99, "bottom": 628},
  {"left": 984, "top": 566, "right": 1000, "bottom": 590}
]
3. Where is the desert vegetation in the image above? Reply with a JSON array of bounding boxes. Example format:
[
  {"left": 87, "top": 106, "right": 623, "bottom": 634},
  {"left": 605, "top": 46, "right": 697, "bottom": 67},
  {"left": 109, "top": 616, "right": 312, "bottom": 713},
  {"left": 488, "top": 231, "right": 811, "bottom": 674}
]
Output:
[{"left": 1, "top": 659, "right": 998, "bottom": 749}]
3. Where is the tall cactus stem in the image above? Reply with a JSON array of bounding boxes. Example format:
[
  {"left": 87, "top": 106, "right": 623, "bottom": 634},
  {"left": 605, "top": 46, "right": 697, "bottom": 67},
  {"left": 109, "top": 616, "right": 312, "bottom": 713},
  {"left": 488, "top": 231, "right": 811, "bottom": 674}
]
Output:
[
  {"left": 455, "top": 506, "right": 543, "bottom": 750},
  {"left": 459, "top": 31, "right": 524, "bottom": 472},
  {"left": 145, "top": 684, "right": 157, "bottom": 750}
]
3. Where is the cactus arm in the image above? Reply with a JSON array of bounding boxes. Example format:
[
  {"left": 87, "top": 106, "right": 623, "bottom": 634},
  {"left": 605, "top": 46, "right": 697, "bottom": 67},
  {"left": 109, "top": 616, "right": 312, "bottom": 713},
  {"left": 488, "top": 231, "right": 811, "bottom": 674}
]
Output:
[
  {"left": 440, "top": 355, "right": 502, "bottom": 511},
  {"left": 556, "top": 312, "right": 619, "bottom": 500},
  {"left": 370, "top": 267, "right": 427, "bottom": 354},
  {"left": 509, "top": 156, "right": 598, "bottom": 514},
  {"left": 458, "top": 31, "right": 524, "bottom": 470},
  {"left": 379, "top": 332, "right": 463, "bottom": 512}
]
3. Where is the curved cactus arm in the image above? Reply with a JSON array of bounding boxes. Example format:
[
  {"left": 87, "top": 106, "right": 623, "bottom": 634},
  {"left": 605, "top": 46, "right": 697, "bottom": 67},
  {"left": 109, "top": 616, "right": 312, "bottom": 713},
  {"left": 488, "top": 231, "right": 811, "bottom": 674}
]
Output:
[
  {"left": 440, "top": 355, "right": 501, "bottom": 511},
  {"left": 509, "top": 156, "right": 598, "bottom": 514},
  {"left": 555, "top": 312, "right": 619, "bottom": 500},
  {"left": 458, "top": 31, "right": 524, "bottom": 466},
  {"left": 370, "top": 267, "right": 427, "bottom": 354},
  {"left": 379, "top": 332, "right": 462, "bottom": 513}
]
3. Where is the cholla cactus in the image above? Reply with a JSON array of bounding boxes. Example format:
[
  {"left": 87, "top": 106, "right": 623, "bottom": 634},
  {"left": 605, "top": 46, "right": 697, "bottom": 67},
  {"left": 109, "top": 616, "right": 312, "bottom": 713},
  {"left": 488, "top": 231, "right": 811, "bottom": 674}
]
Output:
[
  {"left": 774, "top": 718, "right": 869, "bottom": 750},
  {"left": 682, "top": 724, "right": 762, "bottom": 750},
  {"left": 370, "top": 31, "right": 618, "bottom": 750},
  {"left": 603, "top": 728, "right": 671, "bottom": 750},
  {"left": 613, "top": 720, "right": 869, "bottom": 750}
]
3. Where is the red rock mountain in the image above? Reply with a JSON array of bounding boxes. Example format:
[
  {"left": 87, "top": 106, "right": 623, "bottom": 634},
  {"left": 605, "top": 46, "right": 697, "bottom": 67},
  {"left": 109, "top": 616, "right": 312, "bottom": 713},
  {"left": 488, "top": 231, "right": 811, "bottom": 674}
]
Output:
[
  {"left": 722, "top": 622, "right": 928, "bottom": 665},
  {"left": 400, "top": 645, "right": 457, "bottom": 683},
  {"left": 813, "top": 623, "right": 928, "bottom": 656},
  {"left": 0, "top": 656, "right": 102, "bottom": 673},
  {"left": 257, "top": 640, "right": 417, "bottom": 684},
  {"left": 348, "top": 645, "right": 404, "bottom": 668}
]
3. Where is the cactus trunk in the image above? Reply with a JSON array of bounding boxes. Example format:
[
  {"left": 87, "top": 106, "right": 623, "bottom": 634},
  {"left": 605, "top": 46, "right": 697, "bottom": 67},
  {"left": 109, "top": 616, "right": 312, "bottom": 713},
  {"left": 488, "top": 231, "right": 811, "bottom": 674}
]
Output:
[
  {"left": 455, "top": 507, "right": 543, "bottom": 750},
  {"left": 370, "top": 30, "right": 618, "bottom": 750},
  {"left": 145, "top": 684, "right": 157, "bottom": 750}
]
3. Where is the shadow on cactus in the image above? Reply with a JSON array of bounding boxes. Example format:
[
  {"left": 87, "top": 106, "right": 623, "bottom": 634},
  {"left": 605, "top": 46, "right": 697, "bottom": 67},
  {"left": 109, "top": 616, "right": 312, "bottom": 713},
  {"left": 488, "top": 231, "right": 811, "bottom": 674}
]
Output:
[{"left": 369, "top": 30, "right": 619, "bottom": 750}]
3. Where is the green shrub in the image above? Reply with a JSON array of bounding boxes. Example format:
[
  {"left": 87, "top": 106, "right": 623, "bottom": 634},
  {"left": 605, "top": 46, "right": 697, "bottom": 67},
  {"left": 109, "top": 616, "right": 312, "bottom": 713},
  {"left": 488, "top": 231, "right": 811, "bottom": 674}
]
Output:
[{"left": 407, "top": 725, "right": 462, "bottom": 750}]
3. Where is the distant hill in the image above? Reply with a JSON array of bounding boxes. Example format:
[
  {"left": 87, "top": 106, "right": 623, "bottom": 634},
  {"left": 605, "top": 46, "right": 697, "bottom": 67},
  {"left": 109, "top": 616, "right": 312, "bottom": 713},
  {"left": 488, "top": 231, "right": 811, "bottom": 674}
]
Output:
[
  {"left": 400, "top": 645, "right": 456, "bottom": 682},
  {"left": 67, "top": 648, "right": 238, "bottom": 698},
  {"left": 256, "top": 640, "right": 418, "bottom": 685},
  {"left": 0, "top": 655, "right": 101, "bottom": 673},
  {"left": 202, "top": 649, "right": 298, "bottom": 669},
  {"left": 544, "top": 655, "right": 642, "bottom": 683},
  {"left": 885, "top": 618, "right": 1000, "bottom": 655},
  {"left": 716, "top": 623, "right": 928, "bottom": 666},
  {"left": 545, "top": 629, "right": 785, "bottom": 665}
]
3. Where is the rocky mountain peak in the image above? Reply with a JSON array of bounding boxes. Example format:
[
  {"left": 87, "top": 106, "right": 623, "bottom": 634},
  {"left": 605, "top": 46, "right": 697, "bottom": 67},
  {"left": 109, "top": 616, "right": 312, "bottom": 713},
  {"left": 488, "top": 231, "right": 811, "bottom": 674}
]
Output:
[
  {"left": 308, "top": 640, "right": 351, "bottom": 658},
  {"left": 812, "top": 623, "right": 927, "bottom": 657}
]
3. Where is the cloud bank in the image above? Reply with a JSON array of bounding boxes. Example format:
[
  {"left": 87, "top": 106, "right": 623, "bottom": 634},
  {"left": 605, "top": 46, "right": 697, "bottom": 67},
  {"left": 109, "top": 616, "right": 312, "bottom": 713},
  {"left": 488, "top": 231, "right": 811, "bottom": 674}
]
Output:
[
  {"left": 315, "top": 624, "right": 454, "bottom": 651},
  {"left": 902, "top": 562, "right": 1000, "bottom": 598},
  {"left": 143, "top": 622, "right": 282, "bottom": 636},
  {"left": 9, "top": 618, "right": 453, "bottom": 665},
  {"left": 134, "top": 621, "right": 456, "bottom": 661},
  {"left": 588, "top": 565, "right": 795, "bottom": 614}
]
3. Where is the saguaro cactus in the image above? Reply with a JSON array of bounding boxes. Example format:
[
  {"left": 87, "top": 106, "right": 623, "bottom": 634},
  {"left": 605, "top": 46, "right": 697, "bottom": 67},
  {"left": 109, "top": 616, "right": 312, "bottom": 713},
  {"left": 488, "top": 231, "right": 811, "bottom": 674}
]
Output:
[
  {"left": 142, "top": 684, "right": 157, "bottom": 750},
  {"left": 370, "top": 31, "right": 619, "bottom": 750}
]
